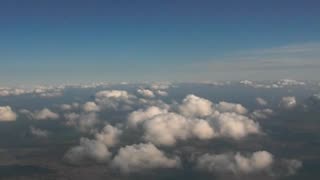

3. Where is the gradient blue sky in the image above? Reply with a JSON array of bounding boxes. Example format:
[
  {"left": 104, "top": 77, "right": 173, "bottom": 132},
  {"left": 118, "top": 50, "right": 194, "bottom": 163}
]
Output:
[{"left": 0, "top": 0, "right": 320, "bottom": 86}]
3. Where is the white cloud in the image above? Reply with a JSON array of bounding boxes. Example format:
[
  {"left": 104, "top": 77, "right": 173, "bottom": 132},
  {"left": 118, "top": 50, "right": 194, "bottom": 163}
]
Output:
[
  {"left": 29, "top": 126, "right": 49, "bottom": 138},
  {"left": 64, "top": 138, "right": 111, "bottom": 165},
  {"left": 256, "top": 97, "right": 268, "bottom": 106},
  {"left": 128, "top": 106, "right": 167, "bottom": 128},
  {"left": 83, "top": 101, "right": 100, "bottom": 112},
  {"left": 95, "top": 90, "right": 136, "bottom": 111},
  {"left": 156, "top": 90, "right": 168, "bottom": 96},
  {"left": 64, "top": 112, "right": 100, "bottom": 133},
  {"left": 196, "top": 151, "right": 273, "bottom": 174},
  {"left": 60, "top": 103, "right": 79, "bottom": 111},
  {"left": 251, "top": 109, "right": 274, "bottom": 119},
  {"left": 216, "top": 102, "right": 248, "bottom": 114},
  {"left": 137, "top": 89, "right": 155, "bottom": 98},
  {"left": 128, "top": 95, "right": 260, "bottom": 146},
  {"left": 112, "top": 143, "right": 180, "bottom": 173},
  {"left": 0, "top": 106, "right": 17, "bottom": 122},
  {"left": 179, "top": 94, "right": 213, "bottom": 117},
  {"left": 95, "top": 125, "right": 122, "bottom": 147},
  {"left": 279, "top": 96, "right": 297, "bottom": 109},
  {"left": 33, "top": 108, "right": 59, "bottom": 120},
  {"left": 213, "top": 112, "right": 260, "bottom": 139}
]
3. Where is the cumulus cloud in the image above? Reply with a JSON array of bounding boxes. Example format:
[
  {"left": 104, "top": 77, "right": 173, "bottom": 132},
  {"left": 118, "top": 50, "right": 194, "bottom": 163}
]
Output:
[
  {"left": 0, "top": 106, "right": 17, "bottom": 121},
  {"left": 281, "top": 159, "right": 303, "bottom": 176},
  {"left": 256, "top": 97, "right": 268, "bottom": 106},
  {"left": 95, "top": 125, "right": 122, "bottom": 147},
  {"left": 178, "top": 94, "right": 213, "bottom": 117},
  {"left": 29, "top": 126, "right": 49, "bottom": 138},
  {"left": 215, "top": 102, "right": 248, "bottom": 114},
  {"left": 137, "top": 89, "right": 155, "bottom": 98},
  {"left": 279, "top": 96, "right": 297, "bottom": 109},
  {"left": 213, "top": 112, "right": 260, "bottom": 139},
  {"left": 95, "top": 90, "right": 136, "bottom": 111},
  {"left": 60, "top": 103, "right": 79, "bottom": 111},
  {"left": 196, "top": 151, "right": 273, "bottom": 174},
  {"left": 33, "top": 108, "right": 59, "bottom": 120},
  {"left": 128, "top": 106, "right": 167, "bottom": 128},
  {"left": 112, "top": 143, "right": 180, "bottom": 173},
  {"left": 251, "top": 109, "right": 274, "bottom": 119},
  {"left": 64, "top": 124, "right": 121, "bottom": 165},
  {"left": 82, "top": 101, "right": 100, "bottom": 112},
  {"left": 156, "top": 90, "right": 168, "bottom": 96},
  {"left": 64, "top": 138, "right": 111, "bottom": 165},
  {"left": 128, "top": 95, "right": 260, "bottom": 146},
  {"left": 64, "top": 112, "right": 99, "bottom": 133}
]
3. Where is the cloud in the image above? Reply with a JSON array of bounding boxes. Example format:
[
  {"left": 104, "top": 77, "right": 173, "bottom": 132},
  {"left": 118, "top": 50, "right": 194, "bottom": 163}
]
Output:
[
  {"left": 213, "top": 112, "right": 260, "bottom": 139},
  {"left": 29, "top": 126, "right": 49, "bottom": 138},
  {"left": 196, "top": 151, "right": 273, "bottom": 174},
  {"left": 128, "top": 95, "right": 260, "bottom": 146},
  {"left": 95, "top": 90, "right": 136, "bottom": 111},
  {"left": 128, "top": 106, "right": 167, "bottom": 128},
  {"left": 251, "top": 109, "right": 274, "bottom": 119},
  {"left": 137, "top": 89, "right": 155, "bottom": 98},
  {"left": 178, "top": 94, "right": 213, "bottom": 118},
  {"left": 0, "top": 106, "right": 17, "bottom": 121},
  {"left": 156, "top": 90, "right": 168, "bottom": 96},
  {"left": 215, "top": 102, "right": 248, "bottom": 114},
  {"left": 64, "top": 138, "right": 111, "bottom": 165},
  {"left": 112, "top": 143, "right": 180, "bottom": 173},
  {"left": 82, "top": 101, "right": 100, "bottom": 112},
  {"left": 64, "top": 124, "right": 121, "bottom": 165},
  {"left": 281, "top": 159, "right": 303, "bottom": 176},
  {"left": 64, "top": 112, "right": 99, "bottom": 133},
  {"left": 33, "top": 108, "right": 59, "bottom": 120},
  {"left": 60, "top": 103, "right": 79, "bottom": 111},
  {"left": 95, "top": 125, "right": 122, "bottom": 147},
  {"left": 279, "top": 96, "right": 297, "bottom": 109},
  {"left": 256, "top": 97, "right": 268, "bottom": 106}
]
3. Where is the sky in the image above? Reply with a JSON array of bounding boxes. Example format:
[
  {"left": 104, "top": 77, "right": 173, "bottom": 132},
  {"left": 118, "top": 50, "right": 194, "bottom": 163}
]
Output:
[{"left": 0, "top": 0, "right": 320, "bottom": 86}]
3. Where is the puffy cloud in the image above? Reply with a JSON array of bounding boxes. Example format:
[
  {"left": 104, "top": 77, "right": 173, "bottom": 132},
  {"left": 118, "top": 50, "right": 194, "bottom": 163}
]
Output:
[
  {"left": 196, "top": 151, "right": 273, "bottom": 174},
  {"left": 276, "top": 79, "right": 305, "bottom": 86},
  {"left": 279, "top": 96, "right": 297, "bottom": 109},
  {"left": 33, "top": 108, "right": 59, "bottom": 120},
  {"left": 137, "top": 89, "right": 155, "bottom": 98},
  {"left": 251, "top": 109, "right": 274, "bottom": 119},
  {"left": 95, "top": 125, "right": 122, "bottom": 147},
  {"left": 95, "top": 90, "right": 136, "bottom": 111},
  {"left": 64, "top": 138, "right": 111, "bottom": 165},
  {"left": 82, "top": 101, "right": 100, "bottom": 112},
  {"left": 213, "top": 112, "right": 260, "bottom": 139},
  {"left": 128, "top": 95, "right": 260, "bottom": 146},
  {"left": 215, "top": 102, "right": 248, "bottom": 114},
  {"left": 256, "top": 97, "right": 268, "bottom": 106},
  {"left": 0, "top": 106, "right": 17, "bottom": 121},
  {"left": 128, "top": 106, "right": 167, "bottom": 128},
  {"left": 179, "top": 94, "right": 213, "bottom": 117},
  {"left": 112, "top": 143, "right": 180, "bottom": 173},
  {"left": 64, "top": 112, "right": 99, "bottom": 133},
  {"left": 0, "top": 88, "right": 26, "bottom": 96},
  {"left": 29, "top": 126, "right": 49, "bottom": 138},
  {"left": 156, "top": 90, "right": 168, "bottom": 96},
  {"left": 60, "top": 103, "right": 79, "bottom": 111}
]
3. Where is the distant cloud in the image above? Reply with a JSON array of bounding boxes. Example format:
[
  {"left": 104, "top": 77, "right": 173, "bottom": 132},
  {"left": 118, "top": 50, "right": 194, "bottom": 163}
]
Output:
[
  {"left": 112, "top": 143, "right": 180, "bottom": 173},
  {"left": 29, "top": 126, "right": 49, "bottom": 138},
  {"left": 33, "top": 108, "right": 59, "bottom": 120},
  {"left": 256, "top": 97, "right": 268, "bottom": 106},
  {"left": 215, "top": 101, "right": 248, "bottom": 114},
  {"left": 196, "top": 151, "right": 273, "bottom": 174},
  {"left": 137, "top": 89, "right": 155, "bottom": 98},
  {"left": 82, "top": 101, "right": 100, "bottom": 112},
  {"left": 279, "top": 96, "right": 297, "bottom": 109},
  {"left": 0, "top": 106, "right": 17, "bottom": 121},
  {"left": 64, "top": 138, "right": 111, "bottom": 165}
]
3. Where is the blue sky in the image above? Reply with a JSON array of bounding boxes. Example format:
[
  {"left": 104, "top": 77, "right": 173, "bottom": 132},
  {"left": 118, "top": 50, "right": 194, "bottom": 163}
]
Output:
[{"left": 0, "top": 0, "right": 319, "bottom": 86}]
